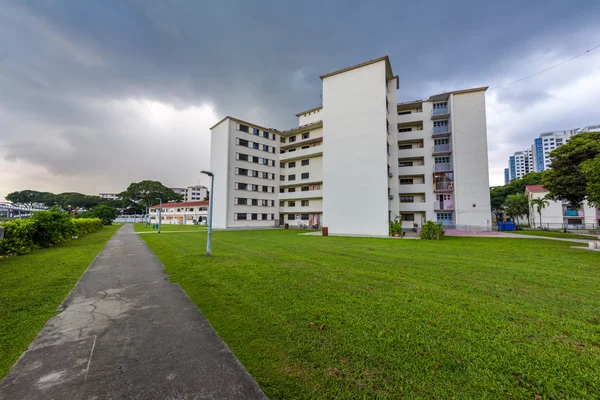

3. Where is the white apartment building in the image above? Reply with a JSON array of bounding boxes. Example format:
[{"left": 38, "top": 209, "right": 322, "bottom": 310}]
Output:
[
  {"left": 184, "top": 185, "right": 209, "bottom": 202},
  {"left": 525, "top": 185, "right": 599, "bottom": 228},
  {"left": 149, "top": 200, "right": 209, "bottom": 224},
  {"left": 210, "top": 56, "right": 491, "bottom": 235},
  {"left": 99, "top": 193, "right": 119, "bottom": 200}
]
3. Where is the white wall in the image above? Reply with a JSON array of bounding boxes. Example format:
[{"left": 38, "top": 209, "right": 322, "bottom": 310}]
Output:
[
  {"left": 451, "top": 91, "right": 491, "bottom": 228},
  {"left": 322, "top": 60, "right": 390, "bottom": 236},
  {"left": 210, "top": 119, "right": 230, "bottom": 229},
  {"left": 298, "top": 108, "right": 323, "bottom": 125}
]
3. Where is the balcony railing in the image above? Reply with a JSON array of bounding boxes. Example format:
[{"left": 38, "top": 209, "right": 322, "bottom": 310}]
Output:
[
  {"left": 432, "top": 107, "right": 449, "bottom": 116},
  {"left": 434, "top": 182, "right": 454, "bottom": 191},
  {"left": 433, "top": 126, "right": 451, "bottom": 135},
  {"left": 434, "top": 162, "right": 452, "bottom": 172},
  {"left": 433, "top": 143, "right": 452, "bottom": 153}
]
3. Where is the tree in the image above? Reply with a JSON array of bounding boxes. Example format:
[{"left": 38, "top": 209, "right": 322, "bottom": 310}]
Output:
[
  {"left": 581, "top": 155, "right": 600, "bottom": 208},
  {"left": 530, "top": 197, "right": 549, "bottom": 228},
  {"left": 503, "top": 193, "right": 529, "bottom": 225},
  {"left": 490, "top": 172, "right": 544, "bottom": 221},
  {"left": 93, "top": 205, "right": 117, "bottom": 225},
  {"left": 119, "top": 180, "right": 183, "bottom": 209},
  {"left": 543, "top": 131, "right": 600, "bottom": 206}
]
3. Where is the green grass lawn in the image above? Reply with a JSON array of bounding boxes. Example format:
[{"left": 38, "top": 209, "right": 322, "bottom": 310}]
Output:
[
  {"left": 139, "top": 230, "right": 600, "bottom": 399},
  {"left": 0, "top": 225, "right": 119, "bottom": 379},
  {"left": 133, "top": 222, "right": 207, "bottom": 232},
  {"left": 511, "top": 230, "right": 599, "bottom": 240}
]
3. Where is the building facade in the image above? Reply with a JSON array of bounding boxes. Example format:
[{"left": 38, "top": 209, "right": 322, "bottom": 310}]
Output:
[
  {"left": 184, "top": 185, "right": 209, "bottom": 202},
  {"left": 525, "top": 185, "right": 598, "bottom": 228},
  {"left": 99, "top": 193, "right": 119, "bottom": 200},
  {"left": 149, "top": 200, "right": 209, "bottom": 224},
  {"left": 210, "top": 56, "right": 492, "bottom": 235}
]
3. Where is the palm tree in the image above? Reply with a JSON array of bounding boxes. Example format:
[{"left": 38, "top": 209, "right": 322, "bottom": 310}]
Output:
[
  {"left": 530, "top": 197, "right": 550, "bottom": 228},
  {"left": 503, "top": 194, "right": 529, "bottom": 226}
]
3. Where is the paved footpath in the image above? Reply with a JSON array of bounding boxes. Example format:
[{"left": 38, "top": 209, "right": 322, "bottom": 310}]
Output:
[{"left": 0, "top": 224, "right": 266, "bottom": 400}]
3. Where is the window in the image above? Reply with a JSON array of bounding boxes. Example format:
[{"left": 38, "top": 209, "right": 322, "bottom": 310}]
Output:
[
  {"left": 398, "top": 144, "right": 412, "bottom": 150},
  {"left": 288, "top": 174, "right": 296, "bottom": 181},
  {"left": 252, "top": 199, "right": 258, "bottom": 206},
  {"left": 263, "top": 158, "right": 268, "bottom": 165},
  {"left": 433, "top": 102, "right": 448, "bottom": 110},
  {"left": 302, "top": 146, "right": 309, "bottom": 149},
  {"left": 398, "top": 111, "right": 411, "bottom": 115},
  {"left": 288, "top": 201, "right": 296, "bottom": 207},
  {"left": 238, "top": 153, "right": 248, "bottom": 161},
  {"left": 400, "top": 196, "right": 414, "bottom": 203},
  {"left": 252, "top": 128, "right": 259, "bottom": 135},
  {"left": 262, "top": 213, "right": 268, "bottom": 220},
  {"left": 252, "top": 184, "right": 258, "bottom": 191},
  {"left": 280, "top": 137, "right": 286, "bottom": 143},
  {"left": 398, "top": 128, "right": 412, "bottom": 132},
  {"left": 252, "top": 170, "right": 259, "bottom": 177},
  {"left": 435, "top": 157, "right": 450, "bottom": 164},
  {"left": 280, "top": 162, "right": 285, "bottom": 168},
  {"left": 398, "top": 161, "right": 413, "bottom": 167},
  {"left": 301, "top": 159, "right": 309, "bottom": 166},
  {"left": 280, "top": 201, "right": 284, "bottom": 206},
  {"left": 301, "top": 186, "right": 309, "bottom": 191},
  {"left": 287, "top": 214, "right": 295, "bottom": 220},
  {"left": 271, "top": 160, "right": 275, "bottom": 167},
  {"left": 262, "top": 200, "right": 269, "bottom": 207},
  {"left": 301, "top": 214, "right": 309, "bottom": 220},
  {"left": 263, "top": 131, "right": 269, "bottom": 138},
  {"left": 239, "top": 138, "right": 249, "bottom": 147},
  {"left": 288, "top": 148, "right": 296, "bottom": 152},
  {"left": 239, "top": 124, "right": 249, "bottom": 133},
  {"left": 237, "top": 168, "right": 248, "bottom": 176},
  {"left": 289, "top": 136, "right": 297, "bottom": 143},
  {"left": 262, "top": 172, "right": 269, "bottom": 179},
  {"left": 402, "top": 214, "right": 415, "bottom": 221},
  {"left": 235, "top": 183, "right": 247, "bottom": 190},
  {"left": 251, "top": 213, "right": 258, "bottom": 220},
  {"left": 253, "top": 142, "right": 259, "bottom": 149},
  {"left": 280, "top": 175, "right": 285, "bottom": 181},
  {"left": 301, "top": 132, "right": 310, "bottom": 139},
  {"left": 399, "top": 179, "right": 414, "bottom": 185},
  {"left": 301, "top": 172, "right": 309, "bottom": 179},
  {"left": 263, "top": 144, "right": 269, "bottom": 151},
  {"left": 288, "top": 161, "right": 296, "bottom": 168},
  {"left": 253, "top": 156, "right": 259, "bottom": 163},
  {"left": 279, "top": 188, "right": 284, "bottom": 193},
  {"left": 237, "top": 198, "right": 247, "bottom": 205},
  {"left": 288, "top": 188, "right": 296, "bottom": 193},
  {"left": 236, "top": 213, "right": 247, "bottom": 220},
  {"left": 301, "top": 200, "right": 309, "bottom": 207}
]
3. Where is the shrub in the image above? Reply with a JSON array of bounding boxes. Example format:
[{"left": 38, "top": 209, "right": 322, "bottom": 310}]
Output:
[
  {"left": 0, "top": 219, "right": 37, "bottom": 255},
  {"left": 93, "top": 205, "right": 117, "bottom": 225},
  {"left": 30, "top": 210, "right": 74, "bottom": 248},
  {"left": 389, "top": 215, "right": 402, "bottom": 236},
  {"left": 419, "top": 221, "right": 445, "bottom": 240},
  {"left": 72, "top": 218, "right": 103, "bottom": 236}
]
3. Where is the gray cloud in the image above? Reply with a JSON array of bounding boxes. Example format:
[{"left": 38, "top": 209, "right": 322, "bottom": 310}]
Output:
[{"left": 1, "top": 0, "right": 600, "bottom": 198}]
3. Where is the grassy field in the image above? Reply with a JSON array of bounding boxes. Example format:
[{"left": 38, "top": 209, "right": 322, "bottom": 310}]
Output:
[
  {"left": 511, "top": 230, "right": 599, "bottom": 240},
  {"left": 133, "top": 222, "right": 207, "bottom": 232},
  {"left": 138, "top": 230, "right": 600, "bottom": 399},
  {"left": 0, "top": 225, "right": 119, "bottom": 379}
]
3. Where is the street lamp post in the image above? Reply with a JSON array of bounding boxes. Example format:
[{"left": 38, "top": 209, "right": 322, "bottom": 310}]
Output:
[
  {"left": 156, "top": 198, "right": 162, "bottom": 233},
  {"left": 201, "top": 170, "right": 214, "bottom": 257}
]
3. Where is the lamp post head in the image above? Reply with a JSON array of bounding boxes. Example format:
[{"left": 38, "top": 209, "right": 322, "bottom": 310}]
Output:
[{"left": 201, "top": 170, "right": 214, "bottom": 177}]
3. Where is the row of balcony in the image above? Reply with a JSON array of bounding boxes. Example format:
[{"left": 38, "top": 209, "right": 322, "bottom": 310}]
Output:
[
  {"left": 397, "top": 143, "right": 452, "bottom": 156},
  {"left": 394, "top": 200, "right": 454, "bottom": 212}
]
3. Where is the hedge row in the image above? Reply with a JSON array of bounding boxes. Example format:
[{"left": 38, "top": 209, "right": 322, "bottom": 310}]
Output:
[{"left": 0, "top": 211, "right": 104, "bottom": 256}]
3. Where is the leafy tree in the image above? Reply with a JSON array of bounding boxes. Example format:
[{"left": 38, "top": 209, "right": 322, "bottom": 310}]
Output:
[
  {"left": 530, "top": 197, "right": 549, "bottom": 228},
  {"left": 93, "top": 205, "right": 117, "bottom": 225},
  {"left": 119, "top": 180, "right": 183, "bottom": 208},
  {"left": 503, "top": 193, "right": 529, "bottom": 225},
  {"left": 490, "top": 172, "right": 544, "bottom": 221},
  {"left": 543, "top": 131, "right": 600, "bottom": 206},
  {"left": 5, "top": 190, "right": 44, "bottom": 209},
  {"left": 581, "top": 156, "right": 600, "bottom": 208}
]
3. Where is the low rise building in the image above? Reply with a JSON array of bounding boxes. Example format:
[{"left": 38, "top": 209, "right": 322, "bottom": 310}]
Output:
[
  {"left": 149, "top": 200, "right": 209, "bottom": 225},
  {"left": 525, "top": 185, "right": 598, "bottom": 228}
]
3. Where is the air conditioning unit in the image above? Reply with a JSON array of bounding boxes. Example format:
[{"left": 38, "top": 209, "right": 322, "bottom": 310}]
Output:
[{"left": 389, "top": 195, "right": 394, "bottom": 200}]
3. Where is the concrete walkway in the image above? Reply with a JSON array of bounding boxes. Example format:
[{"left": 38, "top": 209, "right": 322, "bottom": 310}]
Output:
[{"left": 0, "top": 224, "right": 266, "bottom": 400}]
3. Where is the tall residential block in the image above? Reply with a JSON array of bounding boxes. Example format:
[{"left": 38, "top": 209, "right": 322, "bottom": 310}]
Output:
[{"left": 210, "top": 56, "right": 492, "bottom": 234}]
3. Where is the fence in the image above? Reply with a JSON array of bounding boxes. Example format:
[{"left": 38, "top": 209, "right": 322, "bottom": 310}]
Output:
[{"left": 522, "top": 222, "right": 598, "bottom": 232}]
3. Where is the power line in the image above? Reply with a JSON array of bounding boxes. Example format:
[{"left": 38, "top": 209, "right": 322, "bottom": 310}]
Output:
[{"left": 489, "top": 43, "right": 600, "bottom": 90}]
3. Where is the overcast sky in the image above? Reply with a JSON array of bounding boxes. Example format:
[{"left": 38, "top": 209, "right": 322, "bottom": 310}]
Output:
[{"left": 1, "top": 0, "right": 600, "bottom": 200}]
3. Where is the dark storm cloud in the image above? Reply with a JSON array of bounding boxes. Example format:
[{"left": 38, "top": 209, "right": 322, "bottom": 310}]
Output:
[{"left": 1, "top": 0, "right": 600, "bottom": 196}]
